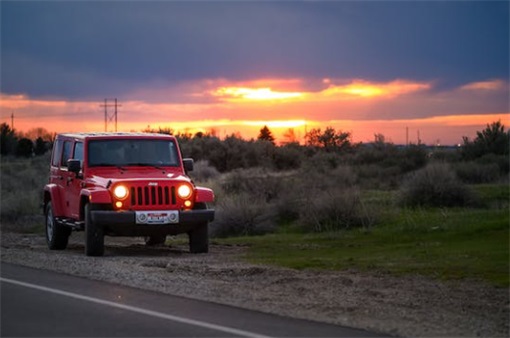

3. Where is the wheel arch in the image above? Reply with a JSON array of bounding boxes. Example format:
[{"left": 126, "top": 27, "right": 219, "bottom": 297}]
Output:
[
  {"left": 43, "top": 184, "right": 63, "bottom": 216},
  {"left": 79, "top": 189, "right": 113, "bottom": 220}
]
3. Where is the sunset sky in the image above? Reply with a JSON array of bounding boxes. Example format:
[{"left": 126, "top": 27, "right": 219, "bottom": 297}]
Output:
[{"left": 1, "top": 1, "right": 508, "bottom": 145}]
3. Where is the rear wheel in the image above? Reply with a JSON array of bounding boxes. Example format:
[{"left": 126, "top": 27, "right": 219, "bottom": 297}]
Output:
[
  {"left": 45, "top": 201, "right": 70, "bottom": 250},
  {"left": 85, "top": 203, "right": 104, "bottom": 256}
]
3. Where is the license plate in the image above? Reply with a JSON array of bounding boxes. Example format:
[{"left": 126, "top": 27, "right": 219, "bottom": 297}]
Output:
[{"left": 136, "top": 211, "right": 179, "bottom": 224}]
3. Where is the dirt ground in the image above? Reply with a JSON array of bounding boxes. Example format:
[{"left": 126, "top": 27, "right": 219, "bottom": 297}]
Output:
[{"left": 1, "top": 227, "right": 508, "bottom": 337}]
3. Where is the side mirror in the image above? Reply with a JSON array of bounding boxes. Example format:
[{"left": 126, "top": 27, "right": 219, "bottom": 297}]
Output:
[
  {"left": 68, "top": 159, "right": 82, "bottom": 175},
  {"left": 183, "top": 158, "right": 194, "bottom": 172}
]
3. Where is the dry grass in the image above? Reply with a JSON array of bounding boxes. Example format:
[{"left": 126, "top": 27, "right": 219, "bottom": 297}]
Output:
[{"left": 1, "top": 154, "right": 49, "bottom": 223}]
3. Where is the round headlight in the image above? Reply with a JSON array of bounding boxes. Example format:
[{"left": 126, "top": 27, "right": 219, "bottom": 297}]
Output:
[
  {"left": 113, "top": 185, "right": 128, "bottom": 199},
  {"left": 177, "top": 184, "right": 192, "bottom": 199}
]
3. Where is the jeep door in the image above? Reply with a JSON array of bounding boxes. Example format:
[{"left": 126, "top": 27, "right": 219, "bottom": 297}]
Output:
[{"left": 59, "top": 140, "right": 83, "bottom": 219}]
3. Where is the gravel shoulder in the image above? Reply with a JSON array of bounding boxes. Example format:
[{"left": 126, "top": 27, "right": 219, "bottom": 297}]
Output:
[{"left": 1, "top": 229, "right": 508, "bottom": 337}]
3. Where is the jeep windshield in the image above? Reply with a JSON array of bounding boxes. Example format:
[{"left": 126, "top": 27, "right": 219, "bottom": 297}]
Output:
[{"left": 88, "top": 139, "right": 180, "bottom": 168}]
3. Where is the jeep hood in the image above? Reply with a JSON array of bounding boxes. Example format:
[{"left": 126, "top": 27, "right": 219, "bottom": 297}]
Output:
[{"left": 86, "top": 169, "right": 192, "bottom": 188}]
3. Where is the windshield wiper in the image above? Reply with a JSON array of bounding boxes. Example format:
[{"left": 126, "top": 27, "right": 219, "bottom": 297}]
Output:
[{"left": 125, "top": 163, "right": 163, "bottom": 170}]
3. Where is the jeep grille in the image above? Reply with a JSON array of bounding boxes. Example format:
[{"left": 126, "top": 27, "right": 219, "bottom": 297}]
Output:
[{"left": 130, "top": 186, "right": 176, "bottom": 206}]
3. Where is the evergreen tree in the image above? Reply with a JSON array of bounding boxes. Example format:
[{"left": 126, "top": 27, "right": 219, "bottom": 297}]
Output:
[
  {"left": 34, "top": 137, "right": 47, "bottom": 155},
  {"left": 257, "top": 125, "right": 275, "bottom": 145},
  {"left": 16, "top": 138, "right": 34, "bottom": 157},
  {"left": 462, "top": 120, "right": 509, "bottom": 159},
  {"left": 0, "top": 123, "right": 17, "bottom": 155}
]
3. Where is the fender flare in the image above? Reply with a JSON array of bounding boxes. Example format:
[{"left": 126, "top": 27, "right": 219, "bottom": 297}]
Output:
[
  {"left": 195, "top": 187, "right": 214, "bottom": 204},
  {"left": 81, "top": 188, "right": 112, "bottom": 204},
  {"left": 44, "top": 184, "right": 64, "bottom": 217}
]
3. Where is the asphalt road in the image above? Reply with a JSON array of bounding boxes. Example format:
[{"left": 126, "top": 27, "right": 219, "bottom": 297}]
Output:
[{"left": 1, "top": 263, "right": 383, "bottom": 337}]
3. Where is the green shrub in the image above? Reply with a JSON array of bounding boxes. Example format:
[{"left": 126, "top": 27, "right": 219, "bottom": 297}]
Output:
[
  {"left": 399, "top": 163, "right": 478, "bottom": 207},
  {"left": 220, "top": 168, "right": 283, "bottom": 202},
  {"left": 476, "top": 153, "right": 510, "bottom": 174},
  {"left": 329, "top": 165, "right": 358, "bottom": 187},
  {"left": 189, "top": 160, "right": 220, "bottom": 183},
  {"left": 429, "top": 147, "right": 461, "bottom": 162},
  {"left": 355, "top": 164, "right": 402, "bottom": 190},
  {"left": 454, "top": 161, "right": 501, "bottom": 184},
  {"left": 210, "top": 193, "right": 276, "bottom": 237},
  {"left": 274, "top": 192, "right": 301, "bottom": 224},
  {"left": 1, "top": 154, "right": 50, "bottom": 223},
  {"left": 399, "top": 144, "right": 428, "bottom": 172},
  {"left": 302, "top": 152, "right": 343, "bottom": 174},
  {"left": 299, "top": 187, "right": 377, "bottom": 232},
  {"left": 1, "top": 190, "right": 41, "bottom": 222},
  {"left": 273, "top": 144, "right": 303, "bottom": 171},
  {"left": 353, "top": 143, "right": 399, "bottom": 166}
]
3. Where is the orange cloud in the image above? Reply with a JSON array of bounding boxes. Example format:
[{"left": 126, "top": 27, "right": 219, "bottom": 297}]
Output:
[
  {"left": 1, "top": 77, "right": 507, "bottom": 146},
  {"left": 321, "top": 79, "right": 431, "bottom": 99},
  {"left": 212, "top": 87, "right": 304, "bottom": 102},
  {"left": 0, "top": 93, "right": 67, "bottom": 109},
  {"left": 460, "top": 79, "right": 507, "bottom": 91},
  {"left": 209, "top": 79, "right": 431, "bottom": 103}
]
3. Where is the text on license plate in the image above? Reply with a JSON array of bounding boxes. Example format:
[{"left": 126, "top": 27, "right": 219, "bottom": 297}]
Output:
[{"left": 135, "top": 211, "right": 179, "bottom": 224}]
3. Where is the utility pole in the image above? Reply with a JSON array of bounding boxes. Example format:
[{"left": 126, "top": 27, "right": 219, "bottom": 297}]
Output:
[
  {"left": 11, "top": 112, "right": 14, "bottom": 130},
  {"left": 99, "top": 98, "right": 121, "bottom": 132},
  {"left": 406, "top": 126, "right": 409, "bottom": 146},
  {"left": 114, "top": 98, "right": 118, "bottom": 133}
]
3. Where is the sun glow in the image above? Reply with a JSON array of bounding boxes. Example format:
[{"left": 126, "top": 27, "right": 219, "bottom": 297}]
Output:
[
  {"left": 1, "top": 77, "right": 507, "bottom": 146},
  {"left": 322, "top": 80, "right": 431, "bottom": 99},
  {"left": 339, "top": 84, "right": 384, "bottom": 97},
  {"left": 213, "top": 87, "right": 304, "bottom": 101},
  {"left": 241, "top": 120, "right": 307, "bottom": 128}
]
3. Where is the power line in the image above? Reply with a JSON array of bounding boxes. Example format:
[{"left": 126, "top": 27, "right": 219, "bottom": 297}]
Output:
[{"left": 99, "top": 98, "right": 121, "bottom": 132}]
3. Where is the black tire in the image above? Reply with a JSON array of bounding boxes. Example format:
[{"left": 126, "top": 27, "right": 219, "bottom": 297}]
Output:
[
  {"left": 85, "top": 203, "right": 104, "bottom": 256},
  {"left": 45, "top": 201, "right": 70, "bottom": 250},
  {"left": 144, "top": 235, "right": 167, "bottom": 246},
  {"left": 189, "top": 222, "right": 209, "bottom": 253}
]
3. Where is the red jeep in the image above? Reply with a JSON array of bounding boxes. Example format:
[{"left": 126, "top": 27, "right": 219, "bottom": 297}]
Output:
[{"left": 43, "top": 132, "right": 215, "bottom": 256}]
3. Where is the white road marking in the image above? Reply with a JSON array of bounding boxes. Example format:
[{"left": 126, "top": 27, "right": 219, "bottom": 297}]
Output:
[{"left": 1, "top": 277, "right": 271, "bottom": 338}]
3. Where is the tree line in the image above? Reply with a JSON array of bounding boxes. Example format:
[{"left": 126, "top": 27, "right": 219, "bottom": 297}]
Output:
[
  {"left": 0, "top": 123, "right": 55, "bottom": 157},
  {"left": 150, "top": 121, "right": 509, "bottom": 175},
  {"left": 1, "top": 121, "right": 508, "bottom": 175}
]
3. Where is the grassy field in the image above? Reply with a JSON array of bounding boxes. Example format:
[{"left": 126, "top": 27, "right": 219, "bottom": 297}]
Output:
[
  {"left": 2, "top": 155, "right": 508, "bottom": 287},
  {"left": 216, "top": 186, "right": 509, "bottom": 287}
]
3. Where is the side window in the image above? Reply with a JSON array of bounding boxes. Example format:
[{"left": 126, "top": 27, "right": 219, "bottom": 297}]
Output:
[
  {"left": 61, "top": 141, "right": 72, "bottom": 168},
  {"left": 51, "top": 140, "right": 63, "bottom": 167},
  {"left": 74, "top": 142, "right": 84, "bottom": 164}
]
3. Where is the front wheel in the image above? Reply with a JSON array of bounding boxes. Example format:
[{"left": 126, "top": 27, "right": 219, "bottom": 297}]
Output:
[
  {"left": 188, "top": 222, "right": 209, "bottom": 253},
  {"left": 45, "top": 201, "right": 70, "bottom": 250},
  {"left": 85, "top": 203, "right": 104, "bottom": 256}
]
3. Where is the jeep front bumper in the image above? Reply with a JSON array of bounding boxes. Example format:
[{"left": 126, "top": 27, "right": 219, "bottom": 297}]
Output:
[
  {"left": 90, "top": 209, "right": 214, "bottom": 236},
  {"left": 91, "top": 209, "right": 214, "bottom": 226}
]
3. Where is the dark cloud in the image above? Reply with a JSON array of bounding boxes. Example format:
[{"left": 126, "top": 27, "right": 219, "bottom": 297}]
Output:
[{"left": 1, "top": 1, "right": 508, "bottom": 99}]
